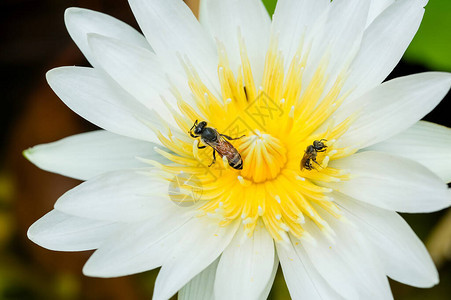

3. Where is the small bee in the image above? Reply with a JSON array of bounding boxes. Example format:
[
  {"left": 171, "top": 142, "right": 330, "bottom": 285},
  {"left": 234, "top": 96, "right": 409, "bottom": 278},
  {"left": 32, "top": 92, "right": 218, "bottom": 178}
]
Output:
[
  {"left": 189, "top": 120, "right": 244, "bottom": 170},
  {"left": 300, "top": 139, "right": 327, "bottom": 171}
]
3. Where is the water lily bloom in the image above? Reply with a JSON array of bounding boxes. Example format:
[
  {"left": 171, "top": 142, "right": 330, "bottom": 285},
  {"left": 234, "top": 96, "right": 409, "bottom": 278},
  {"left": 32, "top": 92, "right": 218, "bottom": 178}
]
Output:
[{"left": 25, "top": 0, "right": 451, "bottom": 299}]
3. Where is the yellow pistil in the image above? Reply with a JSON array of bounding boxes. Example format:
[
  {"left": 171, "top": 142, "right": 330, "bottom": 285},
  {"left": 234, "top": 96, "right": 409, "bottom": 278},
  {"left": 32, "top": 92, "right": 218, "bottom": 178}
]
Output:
[
  {"left": 239, "top": 131, "right": 287, "bottom": 183},
  {"left": 149, "top": 38, "right": 356, "bottom": 242}
]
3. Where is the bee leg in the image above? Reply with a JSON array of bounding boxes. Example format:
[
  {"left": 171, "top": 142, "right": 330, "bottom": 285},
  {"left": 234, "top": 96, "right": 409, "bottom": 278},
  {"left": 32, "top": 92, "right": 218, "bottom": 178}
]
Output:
[
  {"left": 221, "top": 134, "right": 245, "bottom": 140},
  {"left": 197, "top": 140, "right": 206, "bottom": 149},
  {"left": 189, "top": 132, "right": 198, "bottom": 138},
  {"left": 208, "top": 150, "right": 216, "bottom": 167},
  {"left": 188, "top": 120, "right": 199, "bottom": 136},
  {"left": 312, "top": 158, "right": 323, "bottom": 169},
  {"left": 317, "top": 148, "right": 327, "bottom": 152}
]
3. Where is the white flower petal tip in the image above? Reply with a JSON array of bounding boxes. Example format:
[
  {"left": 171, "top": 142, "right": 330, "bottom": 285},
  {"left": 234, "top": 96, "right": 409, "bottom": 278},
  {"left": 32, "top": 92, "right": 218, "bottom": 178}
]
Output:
[
  {"left": 21, "top": 131, "right": 168, "bottom": 181},
  {"left": 328, "top": 151, "right": 451, "bottom": 213},
  {"left": 428, "top": 72, "right": 451, "bottom": 88},
  {"left": 53, "top": 170, "right": 184, "bottom": 223},
  {"left": 27, "top": 210, "right": 117, "bottom": 252},
  {"left": 128, "top": 0, "right": 218, "bottom": 93},
  {"left": 85, "top": 33, "right": 176, "bottom": 121},
  {"left": 339, "top": 72, "right": 451, "bottom": 149},
  {"left": 82, "top": 263, "right": 110, "bottom": 278},
  {"left": 418, "top": 271, "right": 439, "bottom": 288},
  {"left": 64, "top": 6, "right": 151, "bottom": 66},
  {"left": 27, "top": 223, "right": 48, "bottom": 250},
  {"left": 22, "top": 146, "right": 61, "bottom": 177},
  {"left": 45, "top": 67, "right": 74, "bottom": 89},
  {"left": 22, "top": 147, "right": 37, "bottom": 164},
  {"left": 64, "top": 7, "right": 87, "bottom": 21},
  {"left": 369, "top": 121, "right": 451, "bottom": 183},
  {"left": 45, "top": 67, "right": 160, "bottom": 143},
  {"left": 27, "top": 217, "right": 44, "bottom": 246}
]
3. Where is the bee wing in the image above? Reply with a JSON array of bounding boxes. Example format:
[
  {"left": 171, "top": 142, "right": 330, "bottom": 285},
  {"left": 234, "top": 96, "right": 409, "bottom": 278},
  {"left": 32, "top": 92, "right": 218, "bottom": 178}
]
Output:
[
  {"left": 204, "top": 133, "right": 240, "bottom": 162},
  {"left": 204, "top": 139, "right": 220, "bottom": 151},
  {"left": 300, "top": 155, "right": 307, "bottom": 169},
  {"left": 214, "top": 136, "right": 236, "bottom": 158},
  {"left": 300, "top": 151, "right": 311, "bottom": 169}
]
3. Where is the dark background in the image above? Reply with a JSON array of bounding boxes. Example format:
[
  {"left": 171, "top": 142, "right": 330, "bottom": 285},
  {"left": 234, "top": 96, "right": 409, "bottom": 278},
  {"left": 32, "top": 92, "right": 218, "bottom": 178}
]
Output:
[{"left": 0, "top": 0, "right": 449, "bottom": 299}]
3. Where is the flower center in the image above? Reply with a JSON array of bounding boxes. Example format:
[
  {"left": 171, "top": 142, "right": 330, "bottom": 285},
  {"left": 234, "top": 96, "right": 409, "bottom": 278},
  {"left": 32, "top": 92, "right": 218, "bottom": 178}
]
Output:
[
  {"left": 239, "top": 131, "right": 287, "bottom": 183},
  {"left": 150, "top": 37, "right": 358, "bottom": 241}
]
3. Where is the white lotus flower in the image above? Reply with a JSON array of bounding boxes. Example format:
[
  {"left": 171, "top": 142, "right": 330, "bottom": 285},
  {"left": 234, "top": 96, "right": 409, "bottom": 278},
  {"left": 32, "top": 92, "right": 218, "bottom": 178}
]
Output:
[{"left": 25, "top": 0, "right": 451, "bottom": 299}]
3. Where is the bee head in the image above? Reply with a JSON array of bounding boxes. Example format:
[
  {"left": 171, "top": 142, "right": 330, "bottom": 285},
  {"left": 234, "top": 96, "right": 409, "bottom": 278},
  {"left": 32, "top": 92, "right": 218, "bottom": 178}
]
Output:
[
  {"left": 313, "top": 139, "right": 326, "bottom": 149},
  {"left": 194, "top": 121, "right": 207, "bottom": 135}
]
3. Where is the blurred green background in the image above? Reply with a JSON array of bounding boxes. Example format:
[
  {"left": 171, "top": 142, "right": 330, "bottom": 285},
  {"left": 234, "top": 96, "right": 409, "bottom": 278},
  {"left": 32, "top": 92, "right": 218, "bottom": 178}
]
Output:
[{"left": 0, "top": 0, "right": 450, "bottom": 299}]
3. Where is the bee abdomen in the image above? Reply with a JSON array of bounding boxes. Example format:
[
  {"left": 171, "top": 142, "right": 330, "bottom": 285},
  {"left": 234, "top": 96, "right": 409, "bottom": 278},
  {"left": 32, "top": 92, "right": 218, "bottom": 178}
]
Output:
[{"left": 228, "top": 152, "right": 243, "bottom": 170}]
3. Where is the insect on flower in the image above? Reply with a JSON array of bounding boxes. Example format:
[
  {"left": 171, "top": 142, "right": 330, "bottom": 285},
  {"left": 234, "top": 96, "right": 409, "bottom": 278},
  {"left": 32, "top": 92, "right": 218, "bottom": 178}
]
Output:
[
  {"left": 301, "top": 139, "right": 328, "bottom": 171},
  {"left": 23, "top": 0, "right": 451, "bottom": 299},
  {"left": 189, "top": 120, "right": 244, "bottom": 170}
]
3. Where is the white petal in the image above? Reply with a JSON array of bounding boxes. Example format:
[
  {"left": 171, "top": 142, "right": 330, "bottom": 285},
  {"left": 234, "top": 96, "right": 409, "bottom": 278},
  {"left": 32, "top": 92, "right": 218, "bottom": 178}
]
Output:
[
  {"left": 83, "top": 211, "right": 194, "bottom": 277},
  {"left": 128, "top": 0, "right": 219, "bottom": 95},
  {"left": 214, "top": 223, "right": 275, "bottom": 300},
  {"left": 304, "top": 0, "right": 370, "bottom": 84},
  {"left": 178, "top": 258, "right": 219, "bottom": 300},
  {"left": 368, "top": 121, "right": 451, "bottom": 183},
  {"left": 326, "top": 151, "right": 451, "bottom": 213},
  {"left": 64, "top": 7, "right": 151, "bottom": 68},
  {"left": 271, "top": 0, "right": 330, "bottom": 71},
  {"left": 276, "top": 236, "right": 342, "bottom": 299},
  {"left": 257, "top": 252, "right": 279, "bottom": 300},
  {"left": 28, "top": 210, "right": 118, "bottom": 251},
  {"left": 153, "top": 218, "right": 239, "bottom": 300},
  {"left": 46, "top": 66, "right": 160, "bottom": 142},
  {"left": 87, "top": 34, "right": 179, "bottom": 120},
  {"left": 338, "top": 72, "right": 451, "bottom": 149},
  {"left": 23, "top": 130, "right": 168, "bottom": 181},
  {"left": 344, "top": 0, "right": 427, "bottom": 101},
  {"left": 366, "top": 0, "right": 394, "bottom": 27},
  {"left": 200, "top": 0, "right": 271, "bottom": 85},
  {"left": 55, "top": 170, "right": 183, "bottom": 222},
  {"left": 335, "top": 194, "right": 439, "bottom": 288},
  {"left": 302, "top": 218, "right": 392, "bottom": 300},
  {"left": 276, "top": 0, "right": 367, "bottom": 94}
]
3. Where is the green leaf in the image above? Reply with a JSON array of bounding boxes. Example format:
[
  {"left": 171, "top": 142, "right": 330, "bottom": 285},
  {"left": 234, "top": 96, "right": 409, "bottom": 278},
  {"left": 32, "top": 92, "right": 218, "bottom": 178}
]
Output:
[
  {"left": 403, "top": 0, "right": 451, "bottom": 71},
  {"left": 262, "top": 0, "right": 278, "bottom": 16}
]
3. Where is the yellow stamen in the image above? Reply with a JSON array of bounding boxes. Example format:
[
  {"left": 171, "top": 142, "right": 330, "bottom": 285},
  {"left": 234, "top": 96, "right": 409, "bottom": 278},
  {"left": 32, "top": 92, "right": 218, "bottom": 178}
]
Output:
[{"left": 146, "top": 33, "right": 358, "bottom": 242}]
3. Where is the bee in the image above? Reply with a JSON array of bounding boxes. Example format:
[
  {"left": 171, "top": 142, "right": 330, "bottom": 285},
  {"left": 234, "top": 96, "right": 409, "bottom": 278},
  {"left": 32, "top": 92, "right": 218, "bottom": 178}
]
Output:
[
  {"left": 300, "top": 139, "right": 327, "bottom": 171},
  {"left": 189, "top": 120, "right": 245, "bottom": 170}
]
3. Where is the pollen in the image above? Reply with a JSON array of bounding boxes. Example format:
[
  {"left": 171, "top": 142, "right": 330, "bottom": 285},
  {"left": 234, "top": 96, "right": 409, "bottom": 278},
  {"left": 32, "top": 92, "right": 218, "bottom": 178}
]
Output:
[{"left": 148, "top": 35, "right": 357, "bottom": 242}]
